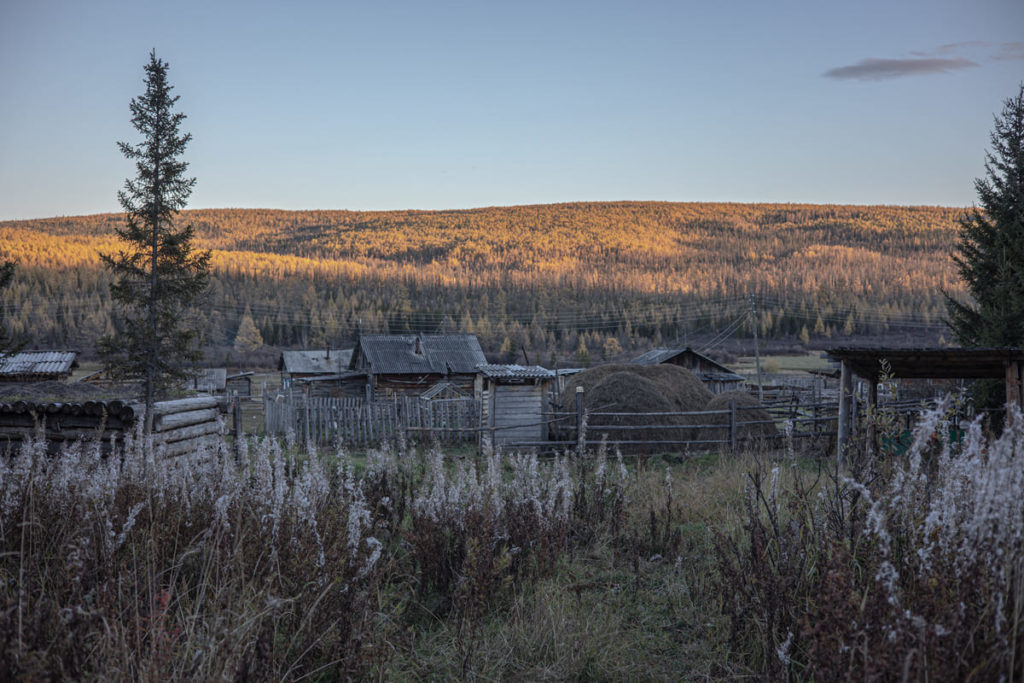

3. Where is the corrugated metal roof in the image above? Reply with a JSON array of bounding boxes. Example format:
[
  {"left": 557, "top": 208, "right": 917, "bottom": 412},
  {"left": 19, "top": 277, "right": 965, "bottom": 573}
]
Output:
[
  {"left": 356, "top": 334, "right": 486, "bottom": 375},
  {"left": 280, "top": 349, "right": 353, "bottom": 375},
  {"left": 0, "top": 351, "right": 78, "bottom": 379},
  {"left": 478, "top": 364, "right": 556, "bottom": 380}
]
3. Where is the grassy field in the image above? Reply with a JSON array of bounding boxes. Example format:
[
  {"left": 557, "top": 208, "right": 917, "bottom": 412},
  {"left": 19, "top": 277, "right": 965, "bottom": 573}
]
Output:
[{"left": 2, "top": 402, "right": 1022, "bottom": 679}]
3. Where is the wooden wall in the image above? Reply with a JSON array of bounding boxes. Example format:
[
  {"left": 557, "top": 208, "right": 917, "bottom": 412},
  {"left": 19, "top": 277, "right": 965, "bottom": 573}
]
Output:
[{"left": 487, "top": 381, "right": 548, "bottom": 446}]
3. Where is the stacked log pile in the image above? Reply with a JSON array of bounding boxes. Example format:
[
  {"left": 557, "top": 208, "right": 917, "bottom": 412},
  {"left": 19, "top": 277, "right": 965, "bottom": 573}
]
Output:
[
  {"left": 148, "top": 397, "right": 222, "bottom": 457},
  {"left": 0, "top": 396, "right": 222, "bottom": 456}
]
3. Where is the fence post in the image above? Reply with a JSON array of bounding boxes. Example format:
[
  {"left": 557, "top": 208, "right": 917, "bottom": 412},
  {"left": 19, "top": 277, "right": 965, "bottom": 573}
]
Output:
[
  {"left": 575, "top": 386, "right": 585, "bottom": 455},
  {"left": 304, "top": 385, "right": 311, "bottom": 449},
  {"left": 729, "top": 399, "right": 737, "bottom": 452},
  {"left": 232, "top": 393, "right": 242, "bottom": 460}
]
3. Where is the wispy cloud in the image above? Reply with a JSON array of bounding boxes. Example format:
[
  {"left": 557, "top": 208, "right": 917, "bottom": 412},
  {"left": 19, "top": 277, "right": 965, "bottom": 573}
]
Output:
[
  {"left": 823, "top": 57, "right": 978, "bottom": 81},
  {"left": 825, "top": 41, "right": 1023, "bottom": 82}
]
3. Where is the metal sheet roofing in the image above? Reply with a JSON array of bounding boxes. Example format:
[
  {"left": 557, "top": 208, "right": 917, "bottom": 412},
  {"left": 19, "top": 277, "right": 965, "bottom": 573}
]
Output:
[
  {"left": 280, "top": 349, "right": 353, "bottom": 375},
  {"left": 0, "top": 351, "right": 78, "bottom": 379},
  {"left": 826, "top": 347, "right": 1024, "bottom": 379},
  {"left": 356, "top": 334, "right": 486, "bottom": 375},
  {"left": 478, "top": 364, "right": 556, "bottom": 380}
]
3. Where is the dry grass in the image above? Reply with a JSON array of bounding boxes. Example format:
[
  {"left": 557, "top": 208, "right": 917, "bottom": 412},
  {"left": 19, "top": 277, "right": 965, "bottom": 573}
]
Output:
[{"left": 4, "top": 401, "right": 1019, "bottom": 679}]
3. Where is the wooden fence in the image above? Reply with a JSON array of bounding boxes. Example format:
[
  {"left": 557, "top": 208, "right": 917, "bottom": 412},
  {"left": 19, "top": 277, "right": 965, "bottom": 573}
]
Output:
[
  {"left": 265, "top": 395, "right": 482, "bottom": 448},
  {"left": 260, "top": 387, "right": 954, "bottom": 455}
]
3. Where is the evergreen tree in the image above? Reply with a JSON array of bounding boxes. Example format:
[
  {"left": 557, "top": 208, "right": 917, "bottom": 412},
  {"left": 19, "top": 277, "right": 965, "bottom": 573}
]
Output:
[
  {"left": 947, "top": 85, "right": 1024, "bottom": 347},
  {"left": 234, "top": 307, "right": 264, "bottom": 351},
  {"left": 101, "top": 51, "right": 211, "bottom": 431}
]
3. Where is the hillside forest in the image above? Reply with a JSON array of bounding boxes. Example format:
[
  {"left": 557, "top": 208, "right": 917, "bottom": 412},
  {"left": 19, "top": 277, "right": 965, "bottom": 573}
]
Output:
[{"left": 0, "top": 201, "right": 965, "bottom": 363}]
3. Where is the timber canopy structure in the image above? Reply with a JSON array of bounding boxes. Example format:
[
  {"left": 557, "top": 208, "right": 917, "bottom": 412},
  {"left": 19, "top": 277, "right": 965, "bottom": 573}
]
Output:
[{"left": 826, "top": 347, "right": 1024, "bottom": 462}]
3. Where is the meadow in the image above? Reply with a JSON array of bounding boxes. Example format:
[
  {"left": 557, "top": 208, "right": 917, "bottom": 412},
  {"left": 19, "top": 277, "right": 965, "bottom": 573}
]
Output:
[{"left": 2, "top": 402, "right": 1022, "bottom": 680}]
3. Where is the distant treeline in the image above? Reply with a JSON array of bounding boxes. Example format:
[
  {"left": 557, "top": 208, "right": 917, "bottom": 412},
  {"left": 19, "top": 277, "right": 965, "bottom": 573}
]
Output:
[{"left": 0, "top": 201, "right": 964, "bottom": 361}]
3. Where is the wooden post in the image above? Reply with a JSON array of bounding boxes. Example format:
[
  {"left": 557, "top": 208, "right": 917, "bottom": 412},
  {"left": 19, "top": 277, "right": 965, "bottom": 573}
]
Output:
[
  {"left": 729, "top": 398, "right": 737, "bottom": 452},
  {"left": 866, "top": 379, "right": 877, "bottom": 459},
  {"left": 304, "top": 384, "right": 311, "bottom": 449},
  {"left": 575, "top": 386, "right": 585, "bottom": 455},
  {"left": 837, "top": 360, "right": 853, "bottom": 467},
  {"left": 1006, "top": 361, "right": 1023, "bottom": 409}
]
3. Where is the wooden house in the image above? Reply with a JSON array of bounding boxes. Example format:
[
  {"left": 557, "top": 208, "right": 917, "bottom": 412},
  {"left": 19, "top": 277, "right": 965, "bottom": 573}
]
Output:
[
  {"left": 479, "top": 364, "right": 555, "bottom": 447},
  {"left": 279, "top": 348, "right": 353, "bottom": 388},
  {"left": 349, "top": 334, "right": 487, "bottom": 400},
  {"left": 0, "top": 351, "right": 78, "bottom": 383},
  {"left": 631, "top": 347, "right": 745, "bottom": 394}
]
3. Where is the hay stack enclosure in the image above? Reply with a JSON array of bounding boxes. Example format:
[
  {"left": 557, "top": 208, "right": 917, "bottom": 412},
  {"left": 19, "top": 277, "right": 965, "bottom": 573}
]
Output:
[
  {"left": 704, "top": 390, "right": 778, "bottom": 443},
  {"left": 560, "top": 364, "right": 714, "bottom": 446}
]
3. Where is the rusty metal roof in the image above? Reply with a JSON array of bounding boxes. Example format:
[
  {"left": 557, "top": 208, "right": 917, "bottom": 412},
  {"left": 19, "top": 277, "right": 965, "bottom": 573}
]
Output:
[
  {"left": 355, "top": 334, "right": 486, "bottom": 375},
  {"left": 826, "top": 347, "right": 1024, "bottom": 379},
  {"left": 0, "top": 351, "right": 79, "bottom": 380}
]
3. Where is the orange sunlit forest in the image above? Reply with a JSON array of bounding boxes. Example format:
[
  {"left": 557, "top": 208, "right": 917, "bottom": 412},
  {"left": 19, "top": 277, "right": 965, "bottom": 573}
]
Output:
[{"left": 0, "top": 201, "right": 965, "bottom": 359}]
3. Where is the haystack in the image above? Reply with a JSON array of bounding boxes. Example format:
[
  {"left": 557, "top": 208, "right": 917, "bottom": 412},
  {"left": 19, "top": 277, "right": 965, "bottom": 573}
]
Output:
[
  {"left": 560, "top": 363, "right": 712, "bottom": 414},
  {"left": 704, "top": 390, "right": 778, "bottom": 443},
  {"left": 560, "top": 364, "right": 713, "bottom": 447}
]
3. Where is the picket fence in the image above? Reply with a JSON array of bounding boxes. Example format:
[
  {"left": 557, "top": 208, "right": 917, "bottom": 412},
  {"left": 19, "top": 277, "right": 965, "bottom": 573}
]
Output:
[{"left": 265, "top": 395, "right": 482, "bottom": 448}]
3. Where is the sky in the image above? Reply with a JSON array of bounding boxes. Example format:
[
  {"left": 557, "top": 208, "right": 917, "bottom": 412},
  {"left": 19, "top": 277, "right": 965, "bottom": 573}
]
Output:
[{"left": 1, "top": 0, "right": 1022, "bottom": 221}]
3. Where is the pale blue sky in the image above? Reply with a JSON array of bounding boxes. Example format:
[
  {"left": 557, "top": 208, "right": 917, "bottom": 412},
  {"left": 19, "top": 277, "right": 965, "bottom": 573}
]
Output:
[{"left": 1, "top": 0, "right": 1022, "bottom": 220}]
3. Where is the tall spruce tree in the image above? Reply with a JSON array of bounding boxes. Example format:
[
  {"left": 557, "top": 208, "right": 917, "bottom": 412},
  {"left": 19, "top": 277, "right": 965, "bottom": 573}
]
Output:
[
  {"left": 101, "top": 51, "right": 211, "bottom": 432},
  {"left": 947, "top": 85, "right": 1024, "bottom": 347}
]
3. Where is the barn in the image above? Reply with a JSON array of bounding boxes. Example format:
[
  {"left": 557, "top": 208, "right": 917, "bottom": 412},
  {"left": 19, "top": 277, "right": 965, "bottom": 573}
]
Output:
[
  {"left": 349, "top": 333, "right": 487, "bottom": 400},
  {"left": 632, "top": 347, "right": 744, "bottom": 394},
  {"left": 479, "top": 364, "right": 555, "bottom": 447}
]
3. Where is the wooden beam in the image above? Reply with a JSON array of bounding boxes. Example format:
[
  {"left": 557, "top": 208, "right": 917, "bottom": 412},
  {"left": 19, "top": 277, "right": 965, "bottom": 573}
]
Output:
[
  {"left": 866, "top": 378, "right": 878, "bottom": 459},
  {"left": 837, "top": 360, "right": 853, "bottom": 467}
]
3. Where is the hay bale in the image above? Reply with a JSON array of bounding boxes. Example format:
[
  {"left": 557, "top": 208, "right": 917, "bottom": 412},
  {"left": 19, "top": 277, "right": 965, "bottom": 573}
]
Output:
[
  {"left": 560, "top": 363, "right": 712, "bottom": 413},
  {"left": 562, "top": 366, "right": 715, "bottom": 447},
  {"left": 704, "top": 391, "right": 779, "bottom": 443},
  {"left": 584, "top": 372, "right": 687, "bottom": 445}
]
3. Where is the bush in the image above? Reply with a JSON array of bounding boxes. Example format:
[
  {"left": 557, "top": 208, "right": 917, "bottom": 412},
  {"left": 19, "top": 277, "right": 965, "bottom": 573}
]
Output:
[{"left": 715, "top": 398, "right": 1024, "bottom": 679}]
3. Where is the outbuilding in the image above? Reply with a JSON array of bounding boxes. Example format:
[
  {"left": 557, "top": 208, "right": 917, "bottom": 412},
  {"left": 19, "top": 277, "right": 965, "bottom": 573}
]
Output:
[
  {"left": 479, "top": 364, "right": 555, "bottom": 447},
  {"left": 632, "top": 347, "right": 744, "bottom": 394}
]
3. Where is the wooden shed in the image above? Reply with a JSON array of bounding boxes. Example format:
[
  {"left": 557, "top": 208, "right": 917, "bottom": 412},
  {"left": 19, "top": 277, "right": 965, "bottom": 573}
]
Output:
[
  {"left": 350, "top": 333, "right": 487, "bottom": 400},
  {"left": 632, "top": 347, "right": 744, "bottom": 393},
  {"left": 0, "top": 351, "right": 78, "bottom": 383},
  {"left": 826, "top": 346, "right": 1024, "bottom": 462},
  {"left": 479, "top": 364, "right": 555, "bottom": 447},
  {"left": 279, "top": 348, "right": 353, "bottom": 388},
  {"left": 226, "top": 372, "right": 254, "bottom": 397}
]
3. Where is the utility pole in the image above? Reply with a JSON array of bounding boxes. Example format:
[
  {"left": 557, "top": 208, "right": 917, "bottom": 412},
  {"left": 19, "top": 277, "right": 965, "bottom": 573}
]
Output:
[{"left": 750, "top": 295, "right": 763, "bottom": 402}]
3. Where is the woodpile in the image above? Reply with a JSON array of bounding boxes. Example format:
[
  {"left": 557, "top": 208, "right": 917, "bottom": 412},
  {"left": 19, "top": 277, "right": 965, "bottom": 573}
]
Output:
[{"left": 0, "top": 395, "right": 221, "bottom": 456}]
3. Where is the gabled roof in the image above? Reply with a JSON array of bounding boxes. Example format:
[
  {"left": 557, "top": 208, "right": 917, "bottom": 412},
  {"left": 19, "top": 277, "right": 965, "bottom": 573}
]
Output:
[
  {"left": 354, "top": 334, "right": 486, "bottom": 375},
  {"left": 0, "top": 351, "right": 78, "bottom": 381},
  {"left": 419, "top": 381, "right": 469, "bottom": 399},
  {"left": 632, "top": 347, "right": 737, "bottom": 375},
  {"left": 279, "top": 349, "right": 353, "bottom": 375},
  {"left": 478, "top": 364, "right": 556, "bottom": 380}
]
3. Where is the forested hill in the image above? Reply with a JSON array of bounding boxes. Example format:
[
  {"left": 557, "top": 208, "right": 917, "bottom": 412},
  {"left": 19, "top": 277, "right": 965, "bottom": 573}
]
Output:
[{"left": 0, "top": 201, "right": 966, "bottom": 360}]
